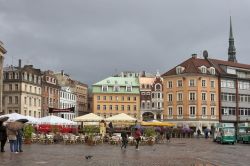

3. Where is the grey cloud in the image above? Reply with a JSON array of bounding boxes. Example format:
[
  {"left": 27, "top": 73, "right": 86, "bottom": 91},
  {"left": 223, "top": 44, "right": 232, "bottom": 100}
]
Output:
[{"left": 0, "top": 0, "right": 250, "bottom": 85}]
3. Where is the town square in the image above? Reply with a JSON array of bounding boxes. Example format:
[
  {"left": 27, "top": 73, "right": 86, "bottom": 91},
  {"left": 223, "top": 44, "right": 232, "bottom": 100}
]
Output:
[{"left": 1, "top": 0, "right": 250, "bottom": 166}]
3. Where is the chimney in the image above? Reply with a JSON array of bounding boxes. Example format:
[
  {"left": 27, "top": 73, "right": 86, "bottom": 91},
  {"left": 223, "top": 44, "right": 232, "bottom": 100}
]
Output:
[
  {"left": 191, "top": 54, "right": 197, "bottom": 59},
  {"left": 18, "top": 59, "right": 22, "bottom": 68},
  {"left": 203, "top": 50, "right": 208, "bottom": 59}
]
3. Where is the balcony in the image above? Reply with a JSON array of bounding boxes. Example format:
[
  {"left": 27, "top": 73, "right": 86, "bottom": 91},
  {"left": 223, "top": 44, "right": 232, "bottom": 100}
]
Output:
[
  {"left": 189, "top": 115, "right": 196, "bottom": 119},
  {"left": 201, "top": 101, "right": 207, "bottom": 105},
  {"left": 201, "top": 115, "right": 207, "bottom": 119},
  {"left": 177, "top": 115, "right": 183, "bottom": 119},
  {"left": 189, "top": 100, "right": 197, "bottom": 105},
  {"left": 167, "top": 116, "right": 173, "bottom": 119},
  {"left": 176, "top": 101, "right": 183, "bottom": 105}
]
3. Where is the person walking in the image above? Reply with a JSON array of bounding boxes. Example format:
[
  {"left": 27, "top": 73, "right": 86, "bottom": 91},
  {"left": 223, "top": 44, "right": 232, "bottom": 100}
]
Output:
[
  {"left": 134, "top": 128, "right": 141, "bottom": 150},
  {"left": 108, "top": 122, "right": 113, "bottom": 137},
  {"left": 166, "top": 129, "right": 171, "bottom": 143},
  {"left": 0, "top": 121, "right": 7, "bottom": 152},
  {"left": 197, "top": 129, "right": 201, "bottom": 138},
  {"left": 6, "top": 127, "right": 18, "bottom": 153},
  {"left": 121, "top": 130, "right": 128, "bottom": 149},
  {"left": 16, "top": 128, "right": 24, "bottom": 152}
]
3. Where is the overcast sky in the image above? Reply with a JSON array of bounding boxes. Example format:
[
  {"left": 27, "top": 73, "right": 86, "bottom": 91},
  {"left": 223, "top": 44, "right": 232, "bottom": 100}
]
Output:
[{"left": 0, "top": 0, "right": 250, "bottom": 85}]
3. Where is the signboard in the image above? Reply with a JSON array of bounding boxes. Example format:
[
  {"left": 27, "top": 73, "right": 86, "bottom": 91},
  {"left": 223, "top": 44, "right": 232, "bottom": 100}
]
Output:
[{"left": 48, "top": 107, "right": 75, "bottom": 113}]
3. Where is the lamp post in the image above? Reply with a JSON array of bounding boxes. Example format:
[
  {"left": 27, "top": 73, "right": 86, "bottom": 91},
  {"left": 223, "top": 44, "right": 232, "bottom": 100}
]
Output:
[{"left": 0, "top": 41, "right": 7, "bottom": 115}]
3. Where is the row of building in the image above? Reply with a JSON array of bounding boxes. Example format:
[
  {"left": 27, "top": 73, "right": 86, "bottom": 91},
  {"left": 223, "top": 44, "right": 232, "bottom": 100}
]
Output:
[
  {"left": 91, "top": 18, "right": 250, "bottom": 131},
  {"left": 0, "top": 58, "right": 88, "bottom": 120},
  {"left": 1, "top": 18, "right": 249, "bottom": 132}
]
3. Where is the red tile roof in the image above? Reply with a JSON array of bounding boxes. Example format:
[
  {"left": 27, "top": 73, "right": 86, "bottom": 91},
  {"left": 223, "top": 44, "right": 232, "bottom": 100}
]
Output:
[{"left": 162, "top": 57, "right": 214, "bottom": 76}]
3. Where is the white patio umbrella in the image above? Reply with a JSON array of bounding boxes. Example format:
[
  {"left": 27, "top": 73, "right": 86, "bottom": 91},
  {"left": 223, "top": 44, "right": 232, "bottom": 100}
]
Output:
[
  {"left": 38, "top": 115, "right": 77, "bottom": 125},
  {"left": 105, "top": 113, "right": 137, "bottom": 122},
  {"left": 73, "top": 113, "right": 104, "bottom": 122},
  {"left": 0, "top": 113, "right": 28, "bottom": 122},
  {"left": 25, "top": 116, "right": 39, "bottom": 124}
]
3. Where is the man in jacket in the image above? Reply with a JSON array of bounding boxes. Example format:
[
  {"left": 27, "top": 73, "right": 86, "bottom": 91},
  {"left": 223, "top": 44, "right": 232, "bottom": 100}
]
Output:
[{"left": 0, "top": 121, "right": 7, "bottom": 152}]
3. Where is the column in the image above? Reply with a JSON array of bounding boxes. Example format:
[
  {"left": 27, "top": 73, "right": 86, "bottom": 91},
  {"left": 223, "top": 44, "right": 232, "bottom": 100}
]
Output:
[{"left": 0, "top": 41, "right": 7, "bottom": 114}]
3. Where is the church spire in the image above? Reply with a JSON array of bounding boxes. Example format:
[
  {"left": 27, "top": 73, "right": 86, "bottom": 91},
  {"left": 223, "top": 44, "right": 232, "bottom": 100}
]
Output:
[{"left": 228, "top": 16, "right": 237, "bottom": 62}]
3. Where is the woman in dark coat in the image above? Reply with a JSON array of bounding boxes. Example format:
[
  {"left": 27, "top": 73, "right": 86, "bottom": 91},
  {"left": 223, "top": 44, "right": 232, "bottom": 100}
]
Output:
[{"left": 0, "top": 121, "right": 7, "bottom": 152}]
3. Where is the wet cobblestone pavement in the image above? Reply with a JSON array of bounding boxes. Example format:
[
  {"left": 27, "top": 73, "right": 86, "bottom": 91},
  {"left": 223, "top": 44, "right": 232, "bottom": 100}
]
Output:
[{"left": 0, "top": 138, "right": 249, "bottom": 166}]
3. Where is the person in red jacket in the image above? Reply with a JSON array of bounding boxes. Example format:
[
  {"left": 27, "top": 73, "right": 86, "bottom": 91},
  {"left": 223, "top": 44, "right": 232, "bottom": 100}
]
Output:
[{"left": 134, "top": 128, "right": 141, "bottom": 150}]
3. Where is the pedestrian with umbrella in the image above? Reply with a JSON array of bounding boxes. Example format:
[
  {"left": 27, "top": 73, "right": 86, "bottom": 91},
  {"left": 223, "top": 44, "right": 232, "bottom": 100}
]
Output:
[
  {"left": 0, "top": 117, "right": 9, "bottom": 152},
  {"left": 16, "top": 119, "right": 28, "bottom": 152},
  {"left": 6, "top": 120, "right": 25, "bottom": 153}
]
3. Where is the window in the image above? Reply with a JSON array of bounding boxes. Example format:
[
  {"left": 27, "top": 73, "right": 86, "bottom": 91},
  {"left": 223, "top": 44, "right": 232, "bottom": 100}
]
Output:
[
  {"left": 97, "top": 96, "right": 100, "bottom": 100},
  {"left": 177, "top": 80, "right": 183, "bottom": 87},
  {"left": 168, "top": 93, "right": 173, "bottom": 102},
  {"left": 103, "top": 96, "right": 106, "bottom": 100},
  {"left": 221, "top": 93, "right": 236, "bottom": 102},
  {"left": 201, "top": 66, "right": 207, "bottom": 74},
  {"left": 97, "top": 105, "right": 100, "bottom": 110},
  {"left": 202, "top": 93, "right": 206, "bottom": 101},
  {"left": 9, "top": 96, "right": 12, "bottom": 104},
  {"left": 24, "top": 97, "right": 27, "bottom": 105},
  {"left": 168, "top": 107, "right": 173, "bottom": 116},
  {"left": 134, "top": 97, "right": 136, "bottom": 101},
  {"left": 9, "top": 84, "right": 12, "bottom": 91},
  {"left": 176, "top": 66, "right": 183, "bottom": 74},
  {"left": 126, "top": 86, "right": 132, "bottom": 92},
  {"left": 127, "top": 96, "right": 130, "bottom": 101},
  {"left": 109, "top": 105, "right": 112, "bottom": 111},
  {"left": 189, "top": 79, "right": 195, "bottom": 87},
  {"left": 211, "top": 80, "right": 215, "bottom": 88},
  {"left": 210, "top": 67, "right": 215, "bottom": 75},
  {"left": 15, "top": 84, "right": 18, "bottom": 91},
  {"left": 222, "top": 107, "right": 235, "bottom": 115},
  {"left": 113, "top": 85, "right": 120, "bottom": 92},
  {"left": 103, "top": 105, "right": 106, "bottom": 111},
  {"left": 102, "top": 85, "right": 108, "bottom": 92},
  {"left": 177, "top": 92, "right": 183, "bottom": 101},
  {"left": 202, "top": 80, "right": 206, "bottom": 87},
  {"left": 168, "top": 81, "right": 173, "bottom": 88},
  {"left": 211, "top": 93, "right": 215, "bottom": 101},
  {"left": 134, "top": 105, "right": 136, "bottom": 111},
  {"left": 127, "top": 105, "right": 130, "bottom": 111},
  {"left": 109, "top": 96, "right": 112, "bottom": 101},
  {"left": 202, "top": 107, "right": 206, "bottom": 116},
  {"left": 30, "top": 86, "right": 32, "bottom": 92},
  {"left": 121, "top": 105, "right": 124, "bottom": 111},
  {"left": 211, "top": 107, "right": 215, "bottom": 116},
  {"left": 121, "top": 96, "right": 124, "bottom": 101},
  {"left": 189, "top": 92, "right": 196, "bottom": 101},
  {"left": 189, "top": 106, "right": 196, "bottom": 116},
  {"left": 115, "top": 105, "right": 118, "bottom": 111},
  {"left": 15, "top": 96, "right": 18, "bottom": 104},
  {"left": 178, "top": 106, "right": 183, "bottom": 115},
  {"left": 221, "top": 80, "right": 235, "bottom": 88}
]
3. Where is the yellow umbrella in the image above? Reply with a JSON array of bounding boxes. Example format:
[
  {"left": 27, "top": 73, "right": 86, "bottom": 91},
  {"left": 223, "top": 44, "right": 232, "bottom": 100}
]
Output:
[{"left": 141, "top": 121, "right": 175, "bottom": 127}]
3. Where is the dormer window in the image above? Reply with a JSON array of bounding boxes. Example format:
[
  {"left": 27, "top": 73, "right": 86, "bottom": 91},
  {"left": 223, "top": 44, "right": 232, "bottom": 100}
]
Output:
[
  {"left": 126, "top": 86, "right": 132, "bottom": 92},
  {"left": 200, "top": 66, "right": 207, "bottom": 74},
  {"left": 176, "top": 66, "right": 184, "bottom": 74},
  {"left": 113, "top": 85, "right": 120, "bottom": 92},
  {"left": 102, "top": 85, "right": 108, "bottom": 92},
  {"left": 210, "top": 67, "right": 215, "bottom": 75},
  {"left": 107, "top": 80, "right": 110, "bottom": 84}
]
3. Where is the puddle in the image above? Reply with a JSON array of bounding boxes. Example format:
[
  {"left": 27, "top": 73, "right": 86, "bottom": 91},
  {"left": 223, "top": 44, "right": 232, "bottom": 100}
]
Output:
[{"left": 35, "top": 161, "right": 48, "bottom": 164}]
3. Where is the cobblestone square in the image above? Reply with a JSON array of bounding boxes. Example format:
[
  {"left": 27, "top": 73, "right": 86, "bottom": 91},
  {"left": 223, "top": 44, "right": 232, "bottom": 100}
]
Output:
[{"left": 0, "top": 138, "right": 250, "bottom": 166}]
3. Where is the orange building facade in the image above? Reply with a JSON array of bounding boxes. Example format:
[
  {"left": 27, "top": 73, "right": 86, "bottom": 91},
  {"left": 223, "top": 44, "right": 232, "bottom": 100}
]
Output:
[{"left": 162, "top": 55, "right": 219, "bottom": 131}]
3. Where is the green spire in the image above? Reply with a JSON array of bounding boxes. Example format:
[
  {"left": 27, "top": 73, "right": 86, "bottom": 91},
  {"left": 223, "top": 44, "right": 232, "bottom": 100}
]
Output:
[{"left": 228, "top": 16, "right": 237, "bottom": 62}]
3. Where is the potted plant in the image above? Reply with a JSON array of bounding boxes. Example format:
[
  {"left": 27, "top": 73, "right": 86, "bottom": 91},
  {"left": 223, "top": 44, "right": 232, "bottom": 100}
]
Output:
[
  {"left": 23, "top": 124, "right": 35, "bottom": 144},
  {"left": 84, "top": 125, "right": 99, "bottom": 145},
  {"left": 144, "top": 127, "right": 156, "bottom": 145}
]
